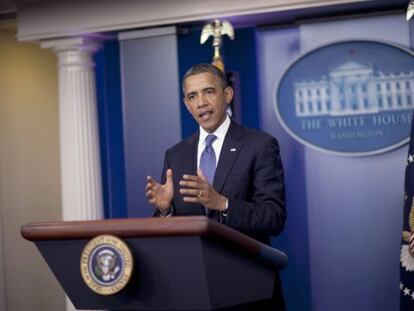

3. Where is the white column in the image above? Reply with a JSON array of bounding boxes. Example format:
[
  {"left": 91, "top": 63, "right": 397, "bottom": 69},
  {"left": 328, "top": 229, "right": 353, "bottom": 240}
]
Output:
[
  {"left": 42, "top": 37, "right": 103, "bottom": 221},
  {"left": 42, "top": 37, "right": 104, "bottom": 310}
]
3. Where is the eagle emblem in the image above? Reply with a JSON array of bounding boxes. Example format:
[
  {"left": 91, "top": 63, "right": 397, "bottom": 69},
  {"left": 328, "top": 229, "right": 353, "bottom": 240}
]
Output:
[{"left": 95, "top": 249, "right": 120, "bottom": 281}]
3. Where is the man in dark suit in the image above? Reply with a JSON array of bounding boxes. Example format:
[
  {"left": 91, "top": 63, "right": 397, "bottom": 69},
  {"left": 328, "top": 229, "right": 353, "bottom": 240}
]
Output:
[{"left": 146, "top": 63, "right": 286, "bottom": 309}]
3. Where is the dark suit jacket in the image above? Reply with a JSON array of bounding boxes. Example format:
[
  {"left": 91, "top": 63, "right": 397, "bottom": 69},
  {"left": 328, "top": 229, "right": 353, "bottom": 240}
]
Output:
[
  {"left": 160, "top": 120, "right": 286, "bottom": 245},
  {"left": 159, "top": 120, "right": 287, "bottom": 309}
]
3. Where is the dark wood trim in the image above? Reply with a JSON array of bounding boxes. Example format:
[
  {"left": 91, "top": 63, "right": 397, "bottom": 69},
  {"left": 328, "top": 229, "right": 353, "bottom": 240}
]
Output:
[
  {"left": 21, "top": 216, "right": 259, "bottom": 252},
  {"left": 21, "top": 216, "right": 287, "bottom": 270}
]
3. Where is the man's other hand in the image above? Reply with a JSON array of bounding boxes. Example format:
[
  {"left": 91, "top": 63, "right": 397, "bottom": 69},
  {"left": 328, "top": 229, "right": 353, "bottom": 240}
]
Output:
[
  {"left": 179, "top": 170, "right": 227, "bottom": 211},
  {"left": 146, "top": 169, "right": 174, "bottom": 214}
]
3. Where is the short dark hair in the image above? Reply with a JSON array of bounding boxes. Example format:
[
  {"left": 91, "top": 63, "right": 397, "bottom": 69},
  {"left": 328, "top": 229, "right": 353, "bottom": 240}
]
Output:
[{"left": 182, "top": 63, "right": 228, "bottom": 92}]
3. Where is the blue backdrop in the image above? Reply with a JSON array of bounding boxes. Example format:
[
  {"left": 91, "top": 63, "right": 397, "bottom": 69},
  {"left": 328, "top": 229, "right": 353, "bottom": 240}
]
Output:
[
  {"left": 257, "top": 13, "right": 410, "bottom": 310},
  {"left": 94, "top": 12, "right": 412, "bottom": 311}
]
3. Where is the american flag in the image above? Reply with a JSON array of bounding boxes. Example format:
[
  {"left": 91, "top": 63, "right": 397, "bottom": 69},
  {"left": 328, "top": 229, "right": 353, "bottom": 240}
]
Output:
[{"left": 400, "top": 112, "right": 414, "bottom": 310}]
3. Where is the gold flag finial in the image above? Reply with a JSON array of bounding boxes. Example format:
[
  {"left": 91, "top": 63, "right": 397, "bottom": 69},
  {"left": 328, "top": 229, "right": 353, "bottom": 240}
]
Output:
[{"left": 200, "top": 19, "right": 234, "bottom": 72}]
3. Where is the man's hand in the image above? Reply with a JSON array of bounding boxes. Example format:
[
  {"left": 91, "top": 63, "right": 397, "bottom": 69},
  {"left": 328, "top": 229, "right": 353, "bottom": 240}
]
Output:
[
  {"left": 146, "top": 169, "right": 174, "bottom": 214},
  {"left": 179, "top": 170, "right": 227, "bottom": 211}
]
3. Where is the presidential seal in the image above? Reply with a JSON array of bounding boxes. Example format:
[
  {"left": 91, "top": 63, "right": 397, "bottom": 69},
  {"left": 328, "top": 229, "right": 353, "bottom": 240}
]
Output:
[{"left": 80, "top": 235, "right": 133, "bottom": 295}]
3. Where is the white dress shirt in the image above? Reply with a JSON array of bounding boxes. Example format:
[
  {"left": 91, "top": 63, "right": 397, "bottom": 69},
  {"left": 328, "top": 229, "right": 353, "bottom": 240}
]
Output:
[{"left": 197, "top": 114, "right": 231, "bottom": 170}]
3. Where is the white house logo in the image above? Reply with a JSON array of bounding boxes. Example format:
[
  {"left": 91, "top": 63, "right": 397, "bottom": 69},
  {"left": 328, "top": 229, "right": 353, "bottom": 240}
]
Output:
[
  {"left": 275, "top": 41, "right": 414, "bottom": 155},
  {"left": 80, "top": 235, "right": 134, "bottom": 295}
]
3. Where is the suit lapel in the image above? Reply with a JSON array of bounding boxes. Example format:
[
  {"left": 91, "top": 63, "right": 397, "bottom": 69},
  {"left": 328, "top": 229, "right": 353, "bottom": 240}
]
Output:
[
  {"left": 181, "top": 122, "right": 243, "bottom": 217},
  {"left": 180, "top": 132, "right": 206, "bottom": 215},
  {"left": 213, "top": 121, "right": 243, "bottom": 193},
  {"left": 181, "top": 132, "right": 198, "bottom": 175}
]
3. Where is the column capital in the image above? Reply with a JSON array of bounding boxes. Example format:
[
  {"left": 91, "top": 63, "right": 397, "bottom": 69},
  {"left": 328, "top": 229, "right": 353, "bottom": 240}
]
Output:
[
  {"left": 41, "top": 35, "right": 112, "bottom": 67},
  {"left": 40, "top": 35, "right": 107, "bottom": 53}
]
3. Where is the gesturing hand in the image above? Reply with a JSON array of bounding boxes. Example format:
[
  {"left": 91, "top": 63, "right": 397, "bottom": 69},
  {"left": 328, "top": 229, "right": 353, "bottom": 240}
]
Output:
[
  {"left": 146, "top": 169, "right": 174, "bottom": 214},
  {"left": 179, "top": 170, "right": 227, "bottom": 212}
]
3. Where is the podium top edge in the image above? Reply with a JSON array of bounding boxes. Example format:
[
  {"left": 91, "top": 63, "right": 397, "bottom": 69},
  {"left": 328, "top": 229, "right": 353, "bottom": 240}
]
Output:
[
  {"left": 21, "top": 216, "right": 287, "bottom": 270},
  {"left": 21, "top": 216, "right": 214, "bottom": 241}
]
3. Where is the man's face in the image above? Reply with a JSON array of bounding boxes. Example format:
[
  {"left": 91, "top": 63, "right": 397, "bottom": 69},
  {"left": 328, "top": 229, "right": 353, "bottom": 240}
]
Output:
[{"left": 183, "top": 72, "right": 233, "bottom": 133}]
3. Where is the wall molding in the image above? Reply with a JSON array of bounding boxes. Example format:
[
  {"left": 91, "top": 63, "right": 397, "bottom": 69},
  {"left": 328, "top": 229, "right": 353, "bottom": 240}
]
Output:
[{"left": 17, "top": 0, "right": 366, "bottom": 41}]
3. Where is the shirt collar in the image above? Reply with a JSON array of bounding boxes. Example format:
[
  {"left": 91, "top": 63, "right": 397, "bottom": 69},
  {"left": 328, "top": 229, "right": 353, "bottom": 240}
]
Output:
[{"left": 199, "top": 114, "right": 231, "bottom": 145}]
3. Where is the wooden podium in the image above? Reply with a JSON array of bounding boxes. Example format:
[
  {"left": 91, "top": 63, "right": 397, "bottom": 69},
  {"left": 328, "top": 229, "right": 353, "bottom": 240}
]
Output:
[{"left": 21, "top": 216, "right": 287, "bottom": 310}]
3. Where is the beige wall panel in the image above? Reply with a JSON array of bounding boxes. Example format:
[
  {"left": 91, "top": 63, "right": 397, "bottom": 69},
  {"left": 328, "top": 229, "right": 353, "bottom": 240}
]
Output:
[{"left": 0, "top": 24, "right": 64, "bottom": 311}]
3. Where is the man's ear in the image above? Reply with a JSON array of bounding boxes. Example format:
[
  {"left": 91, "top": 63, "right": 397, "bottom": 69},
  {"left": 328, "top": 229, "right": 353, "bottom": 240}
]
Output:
[{"left": 224, "top": 86, "right": 234, "bottom": 104}]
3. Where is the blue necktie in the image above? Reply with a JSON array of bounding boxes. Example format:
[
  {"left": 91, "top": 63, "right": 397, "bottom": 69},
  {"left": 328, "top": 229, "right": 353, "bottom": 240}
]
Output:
[{"left": 200, "top": 134, "right": 217, "bottom": 184}]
